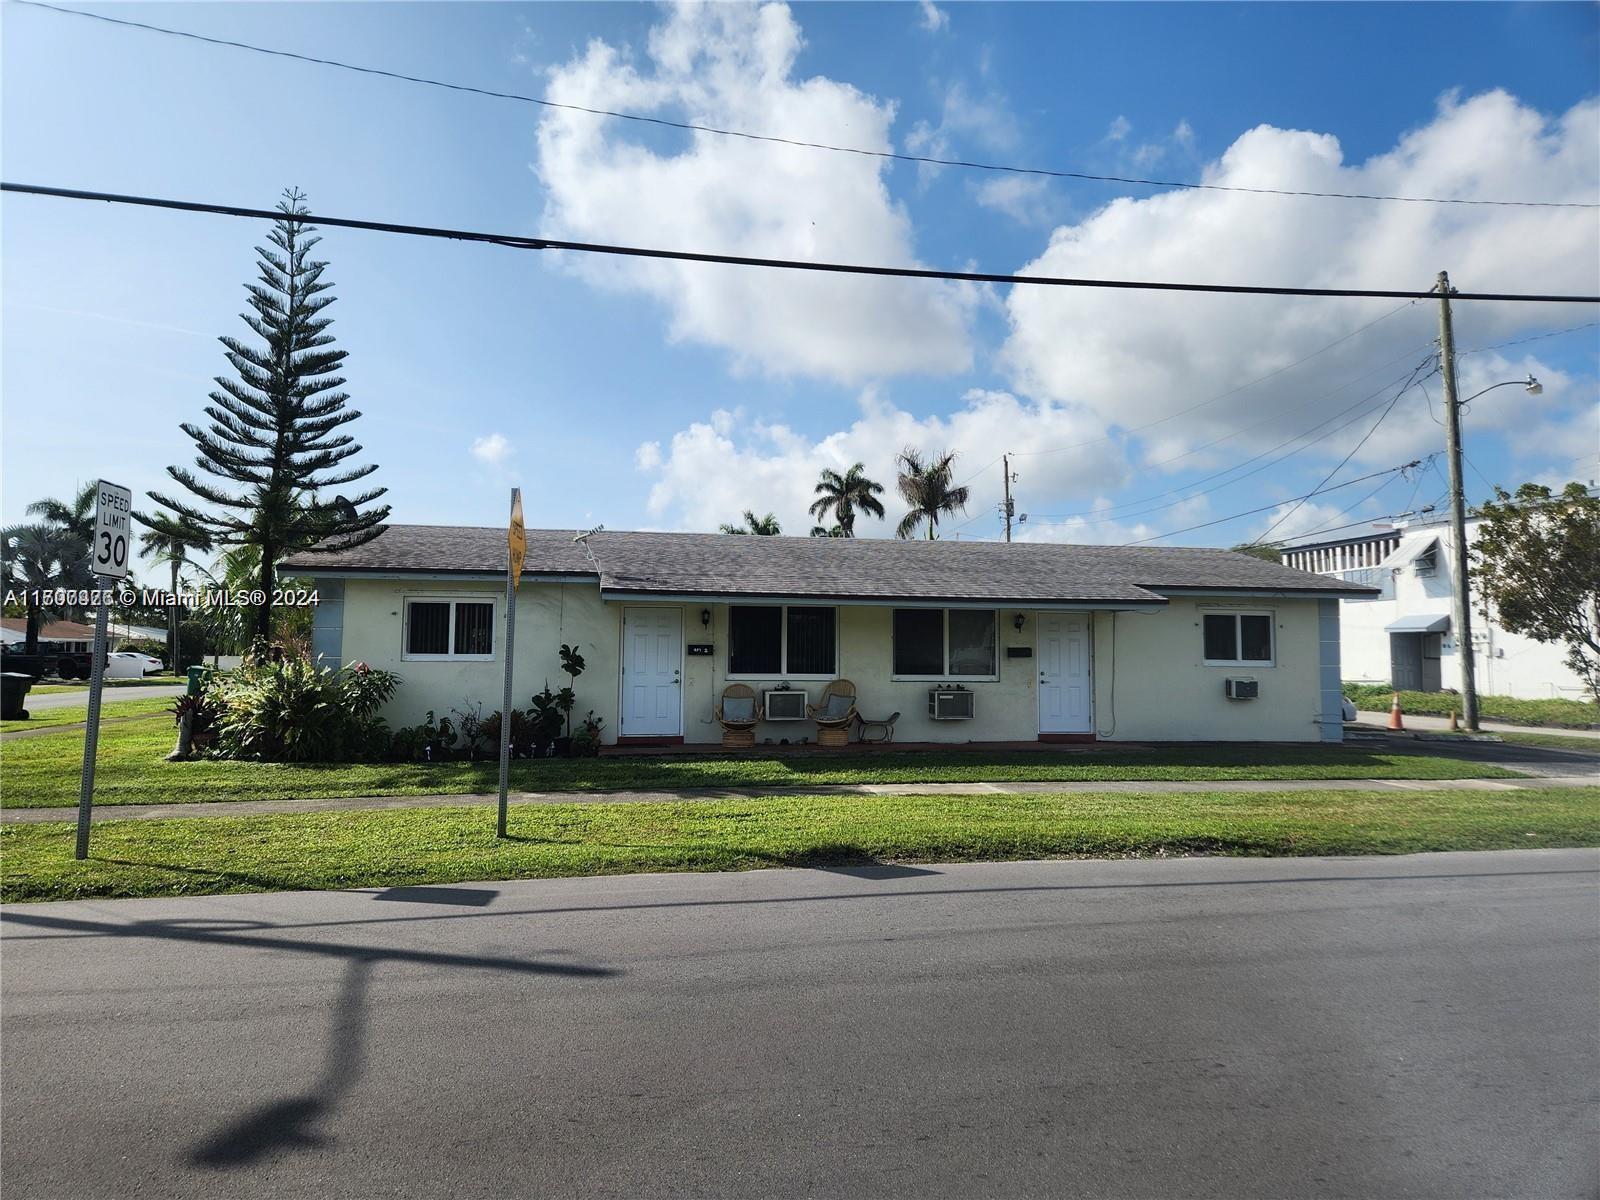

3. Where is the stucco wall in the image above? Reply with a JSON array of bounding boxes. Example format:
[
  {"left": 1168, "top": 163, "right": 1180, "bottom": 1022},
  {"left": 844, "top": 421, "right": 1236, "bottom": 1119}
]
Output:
[
  {"left": 337, "top": 581, "right": 1334, "bottom": 744},
  {"left": 1090, "top": 597, "right": 1332, "bottom": 743},
  {"left": 1335, "top": 527, "right": 1586, "bottom": 700},
  {"left": 339, "top": 579, "right": 622, "bottom": 737}
]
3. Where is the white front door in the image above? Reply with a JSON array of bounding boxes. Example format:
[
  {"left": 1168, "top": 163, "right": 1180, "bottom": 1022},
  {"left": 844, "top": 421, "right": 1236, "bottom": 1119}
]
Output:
[
  {"left": 1038, "top": 613, "right": 1092, "bottom": 733},
  {"left": 621, "top": 607, "right": 682, "bottom": 737}
]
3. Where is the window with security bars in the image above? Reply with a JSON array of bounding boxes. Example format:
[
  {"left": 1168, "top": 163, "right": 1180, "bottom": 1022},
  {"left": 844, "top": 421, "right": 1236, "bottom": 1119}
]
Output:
[{"left": 404, "top": 598, "right": 496, "bottom": 660}]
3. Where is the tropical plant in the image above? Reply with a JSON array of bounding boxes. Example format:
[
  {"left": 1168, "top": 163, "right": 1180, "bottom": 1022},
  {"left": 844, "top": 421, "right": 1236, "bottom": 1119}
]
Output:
[
  {"left": 136, "top": 514, "right": 213, "bottom": 672},
  {"left": 1473, "top": 481, "right": 1600, "bottom": 700},
  {"left": 808, "top": 463, "right": 886, "bottom": 538},
  {"left": 527, "top": 685, "right": 567, "bottom": 755},
  {"left": 148, "top": 188, "right": 390, "bottom": 643},
  {"left": 894, "top": 448, "right": 970, "bottom": 540},
  {"left": 558, "top": 643, "right": 586, "bottom": 737},
  {"left": 25, "top": 482, "right": 98, "bottom": 545},
  {"left": 0, "top": 524, "right": 94, "bottom": 652},
  {"left": 390, "top": 710, "right": 456, "bottom": 762},
  {"left": 208, "top": 656, "right": 399, "bottom": 761},
  {"left": 569, "top": 710, "right": 605, "bottom": 757},
  {"left": 719, "top": 511, "right": 782, "bottom": 536},
  {"left": 1231, "top": 542, "right": 1284, "bottom": 563}
]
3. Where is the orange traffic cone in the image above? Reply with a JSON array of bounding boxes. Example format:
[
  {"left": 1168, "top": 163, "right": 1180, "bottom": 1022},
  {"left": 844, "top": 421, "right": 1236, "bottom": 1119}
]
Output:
[
  {"left": 1448, "top": 709, "right": 1459, "bottom": 732},
  {"left": 1388, "top": 692, "right": 1405, "bottom": 731}
]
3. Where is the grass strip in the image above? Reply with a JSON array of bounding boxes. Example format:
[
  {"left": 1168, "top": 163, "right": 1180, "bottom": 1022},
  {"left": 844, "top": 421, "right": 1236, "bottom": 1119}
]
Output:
[
  {"left": 1342, "top": 683, "right": 1597, "bottom": 729},
  {"left": 1, "top": 698, "right": 177, "bottom": 734},
  {"left": 3, "top": 787, "right": 1595, "bottom": 903},
  {"left": 0, "top": 722, "right": 1522, "bottom": 809},
  {"left": 28, "top": 676, "right": 185, "bottom": 694}
]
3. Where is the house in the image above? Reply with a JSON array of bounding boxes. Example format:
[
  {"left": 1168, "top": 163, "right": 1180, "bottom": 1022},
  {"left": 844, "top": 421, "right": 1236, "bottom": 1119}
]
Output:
[
  {"left": 1, "top": 618, "right": 96, "bottom": 653},
  {"left": 1281, "top": 509, "right": 1590, "bottom": 701},
  {"left": 281, "top": 527, "right": 1374, "bottom": 747}
]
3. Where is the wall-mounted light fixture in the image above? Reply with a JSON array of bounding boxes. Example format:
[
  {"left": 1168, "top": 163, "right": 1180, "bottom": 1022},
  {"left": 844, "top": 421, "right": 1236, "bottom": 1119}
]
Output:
[
  {"left": 701, "top": 608, "right": 711, "bottom": 629},
  {"left": 1013, "top": 612, "right": 1026, "bottom": 633}
]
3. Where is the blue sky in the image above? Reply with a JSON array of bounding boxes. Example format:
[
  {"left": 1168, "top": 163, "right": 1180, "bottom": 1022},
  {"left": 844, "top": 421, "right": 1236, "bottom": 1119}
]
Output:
[{"left": 3, "top": 0, "right": 1597, "bottom": 569}]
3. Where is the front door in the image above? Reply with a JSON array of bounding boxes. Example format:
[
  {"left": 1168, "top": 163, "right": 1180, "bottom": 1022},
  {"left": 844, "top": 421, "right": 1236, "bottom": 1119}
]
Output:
[
  {"left": 621, "top": 607, "right": 682, "bottom": 737},
  {"left": 1038, "top": 613, "right": 1092, "bottom": 733}
]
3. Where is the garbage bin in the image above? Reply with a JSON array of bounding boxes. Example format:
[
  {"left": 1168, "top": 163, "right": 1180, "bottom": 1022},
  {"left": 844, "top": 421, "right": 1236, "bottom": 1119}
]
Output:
[
  {"left": 186, "top": 664, "right": 210, "bottom": 696},
  {"left": 2, "top": 671, "right": 34, "bottom": 720}
]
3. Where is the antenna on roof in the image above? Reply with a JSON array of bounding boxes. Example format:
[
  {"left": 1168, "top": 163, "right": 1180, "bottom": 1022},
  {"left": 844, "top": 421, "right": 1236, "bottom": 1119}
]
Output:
[{"left": 573, "top": 524, "right": 603, "bottom": 568}]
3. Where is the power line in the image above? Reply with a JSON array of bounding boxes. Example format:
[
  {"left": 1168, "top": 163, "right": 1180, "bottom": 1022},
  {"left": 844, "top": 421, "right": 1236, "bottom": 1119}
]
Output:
[
  {"left": 1248, "top": 359, "right": 1429, "bottom": 545},
  {"left": 1122, "top": 461, "right": 1421, "bottom": 545},
  {"left": 1026, "top": 365, "right": 1428, "bottom": 527},
  {"left": 7, "top": 184, "right": 1599, "bottom": 304},
  {"left": 14, "top": 0, "right": 1596, "bottom": 211},
  {"left": 1460, "top": 320, "right": 1600, "bottom": 357}
]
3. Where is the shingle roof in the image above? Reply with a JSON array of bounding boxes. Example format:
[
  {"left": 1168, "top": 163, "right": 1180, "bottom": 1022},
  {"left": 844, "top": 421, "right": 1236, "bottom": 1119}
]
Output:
[{"left": 282, "top": 526, "right": 1374, "bottom": 603}]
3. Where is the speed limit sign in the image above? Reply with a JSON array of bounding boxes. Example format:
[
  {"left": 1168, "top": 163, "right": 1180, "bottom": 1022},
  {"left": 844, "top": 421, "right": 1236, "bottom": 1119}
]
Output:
[{"left": 91, "top": 480, "right": 133, "bottom": 580}]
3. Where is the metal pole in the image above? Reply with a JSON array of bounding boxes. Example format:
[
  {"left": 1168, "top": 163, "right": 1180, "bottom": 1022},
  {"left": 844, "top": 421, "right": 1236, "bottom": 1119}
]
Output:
[
  {"left": 1436, "top": 269, "right": 1479, "bottom": 731},
  {"left": 497, "top": 488, "right": 521, "bottom": 838},
  {"left": 1002, "top": 454, "right": 1014, "bottom": 543},
  {"left": 74, "top": 578, "right": 111, "bottom": 859}
]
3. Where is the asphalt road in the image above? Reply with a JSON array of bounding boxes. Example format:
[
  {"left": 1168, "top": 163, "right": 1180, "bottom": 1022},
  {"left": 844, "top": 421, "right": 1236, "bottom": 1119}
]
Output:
[
  {"left": 21, "top": 683, "right": 186, "bottom": 710},
  {"left": 4, "top": 851, "right": 1596, "bottom": 1199}
]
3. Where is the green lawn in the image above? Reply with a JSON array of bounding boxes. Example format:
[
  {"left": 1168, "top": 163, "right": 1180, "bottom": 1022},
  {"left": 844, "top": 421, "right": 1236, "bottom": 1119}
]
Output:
[
  {"left": 1, "top": 697, "right": 177, "bottom": 734},
  {"left": 1342, "top": 683, "right": 1598, "bottom": 729},
  {"left": 4, "top": 786, "right": 1596, "bottom": 903},
  {"left": 0, "top": 719, "right": 1524, "bottom": 810}
]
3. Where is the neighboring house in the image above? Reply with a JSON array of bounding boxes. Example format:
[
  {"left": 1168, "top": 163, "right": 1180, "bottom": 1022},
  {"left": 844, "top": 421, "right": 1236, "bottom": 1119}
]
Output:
[
  {"left": 1281, "top": 511, "right": 1589, "bottom": 701},
  {"left": 0, "top": 618, "right": 96, "bottom": 653},
  {"left": 282, "top": 527, "right": 1372, "bottom": 747}
]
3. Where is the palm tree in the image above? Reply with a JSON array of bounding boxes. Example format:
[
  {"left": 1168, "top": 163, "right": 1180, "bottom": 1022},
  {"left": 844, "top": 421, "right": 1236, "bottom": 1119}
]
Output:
[
  {"left": 809, "top": 524, "right": 844, "bottom": 538},
  {"left": 719, "top": 511, "right": 782, "bottom": 536},
  {"left": 1, "top": 524, "right": 93, "bottom": 652},
  {"left": 26, "top": 482, "right": 98, "bottom": 545},
  {"left": 895, "top": 448, "right": 970, "bottom": 540},
  {"left": 137, "top": 513, "right": 214, "bottom": 672},
  {"left": 808, "top": 463, "right": 886, "bottom": 538}
]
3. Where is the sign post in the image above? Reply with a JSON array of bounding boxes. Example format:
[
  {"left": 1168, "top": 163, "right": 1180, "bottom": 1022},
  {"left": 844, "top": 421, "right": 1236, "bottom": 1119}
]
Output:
[
  {"left": 76, "top": 479, "right": 132, "bottom": 860},
  {"left": 497, "top": 489, "right": 525, "bottom": 838}
]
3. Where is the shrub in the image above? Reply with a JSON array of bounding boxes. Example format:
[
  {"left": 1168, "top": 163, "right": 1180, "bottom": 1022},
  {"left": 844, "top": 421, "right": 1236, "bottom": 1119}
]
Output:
[
  {"left": 569, "top": 710, "right": 605, "bottom": 758},
  {"left": 389, "top": 710, "right": 455, "bottom": 762},
  {"left": 209, "top": 657, "right": 400, "bottom": 762}
]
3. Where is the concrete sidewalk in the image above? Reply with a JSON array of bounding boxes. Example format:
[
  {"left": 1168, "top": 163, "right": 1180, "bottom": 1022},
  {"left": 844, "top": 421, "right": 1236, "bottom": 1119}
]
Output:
[
  {"left": 4, "top": 772, "right": 1596, "bottom": 824},
  {"left": 1355, "top": 710, "right": 1600, "bottom": 739}
]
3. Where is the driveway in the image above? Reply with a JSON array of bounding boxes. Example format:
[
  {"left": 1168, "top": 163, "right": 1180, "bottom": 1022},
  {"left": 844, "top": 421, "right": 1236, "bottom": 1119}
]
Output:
[{"left": 4, "top": 850, "right": 1595, "bottom": 1199}]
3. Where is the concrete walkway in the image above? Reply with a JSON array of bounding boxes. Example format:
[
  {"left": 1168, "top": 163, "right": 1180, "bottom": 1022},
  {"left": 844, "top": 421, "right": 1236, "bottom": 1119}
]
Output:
[
  {"left": 1355, "top": 710, "right": 1600, "bottom": 739},
  {"left": 4, "top": 772, "right": 1596, "bottom": 824}
]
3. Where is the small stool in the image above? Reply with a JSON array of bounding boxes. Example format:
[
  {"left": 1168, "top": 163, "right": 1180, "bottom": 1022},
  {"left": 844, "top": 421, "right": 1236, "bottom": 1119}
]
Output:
[{"left": 856, "top": 711, "right": 899, "bottom": 744}]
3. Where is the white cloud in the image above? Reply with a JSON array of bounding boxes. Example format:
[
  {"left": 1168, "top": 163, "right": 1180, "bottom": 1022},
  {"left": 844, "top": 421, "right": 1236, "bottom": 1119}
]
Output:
[
  {"left": 1003, "top": 90, "right": 1600, "bottom": 484},
  {"left": 917, "top": 0, "right": 949, "bottom": 33},
  {"left": 1105, "top": 115, "right": 1131, "bottom": 143},
  {"left": 905, "top": 80, "right": 1021, "bottom": 185},
  {"left": 633, "top": 387, "right": 1129, "bottom": 536},
  {"left": 535, "top": 1, "right": 974, "bottom": 383},
  {"left": 974, "top": 175, "right": 1055, "bottom": 226},
  {"left": 470, "top": 433, "right": 514, "bottom": 466}
]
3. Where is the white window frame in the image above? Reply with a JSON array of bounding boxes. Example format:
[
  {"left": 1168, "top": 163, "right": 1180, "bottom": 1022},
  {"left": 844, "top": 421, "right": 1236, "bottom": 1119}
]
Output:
[
  {"left": 402, "top": 596, "right": 497, "bottom": 662},
  {"left": 1201, "top": 610, "right": 1276, "bottom": 668},
  {"left": 891, "top": 608, "right": 999, "bottom": 682},
  {"left": 726, "top": 604, "right": 839, "bottom": 680}
]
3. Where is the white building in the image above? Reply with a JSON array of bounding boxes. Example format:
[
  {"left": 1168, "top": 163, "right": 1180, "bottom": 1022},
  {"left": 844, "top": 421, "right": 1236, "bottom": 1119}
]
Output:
[{"left": 1281, "top": 511, "right": 1588, "bottom": 701}]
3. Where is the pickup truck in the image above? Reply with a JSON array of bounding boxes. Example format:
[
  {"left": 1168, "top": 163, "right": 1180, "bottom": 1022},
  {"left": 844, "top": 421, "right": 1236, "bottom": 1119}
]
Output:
[{"left": 0, "top": 641, "right": 97, "bottom": 682}]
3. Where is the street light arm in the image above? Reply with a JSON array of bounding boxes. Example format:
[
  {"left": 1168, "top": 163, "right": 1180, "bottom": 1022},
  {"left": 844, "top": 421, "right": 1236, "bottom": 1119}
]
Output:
[{"left": 1461, "top": 375, "right": 1542, "bottom": 404}]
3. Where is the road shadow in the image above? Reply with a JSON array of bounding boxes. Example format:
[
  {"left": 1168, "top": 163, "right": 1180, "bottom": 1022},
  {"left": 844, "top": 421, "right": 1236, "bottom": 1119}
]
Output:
[
  {"left": 188, "top": 954, "right": 373, "bottom": 1167},
  {"left": 371, "top": 885, "right": 498, "bottom": 907},
  {"left": 0, "top": 910, "right": 618, "bottom": 1172}
]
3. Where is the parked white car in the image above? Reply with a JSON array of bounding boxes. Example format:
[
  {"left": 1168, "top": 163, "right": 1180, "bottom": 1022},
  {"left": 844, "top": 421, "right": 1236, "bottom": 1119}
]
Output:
[{"left": 107, "top": 651, "right": 165, "bottom": 678}]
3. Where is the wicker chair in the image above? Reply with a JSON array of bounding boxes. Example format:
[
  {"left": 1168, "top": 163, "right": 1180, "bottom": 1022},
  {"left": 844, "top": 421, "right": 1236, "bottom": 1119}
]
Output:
[
  {"left": 716, "top": 682, "right": 760, "bottom": 749},
  {"left": 807, "top": 678, "right": 859, "bottom": 748}
]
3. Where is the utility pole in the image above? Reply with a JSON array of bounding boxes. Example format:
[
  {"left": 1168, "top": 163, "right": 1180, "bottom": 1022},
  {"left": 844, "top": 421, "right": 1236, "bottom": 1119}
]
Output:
[
  {"left": 1001, "top": 455, "right": 1015, "bottom": 543},
  {"left": 1435, "top": 270, "right": 1479, "bottom": 732}
]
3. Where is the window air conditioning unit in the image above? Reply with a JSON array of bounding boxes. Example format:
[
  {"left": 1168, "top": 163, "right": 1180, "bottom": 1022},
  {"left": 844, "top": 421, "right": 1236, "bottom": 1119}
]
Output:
[
  {"left": 764, "top": 690, "right": 807, "bottom": 721},
  {"left": 1224, "top": 677, "right": 1259, "bottom": 701},
  {"left": 928, "top": 688, "right": 975, "bottom": 720}
]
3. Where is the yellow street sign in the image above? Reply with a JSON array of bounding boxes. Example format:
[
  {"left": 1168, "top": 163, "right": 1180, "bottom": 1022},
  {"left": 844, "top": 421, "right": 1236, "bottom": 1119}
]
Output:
[{"left": 508, "top": 488, "right": 526, "bottom": 589}]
